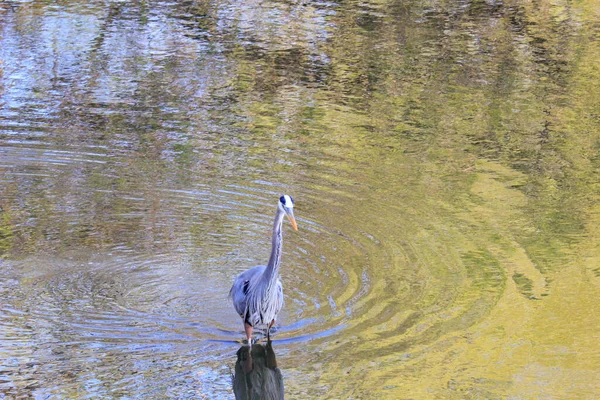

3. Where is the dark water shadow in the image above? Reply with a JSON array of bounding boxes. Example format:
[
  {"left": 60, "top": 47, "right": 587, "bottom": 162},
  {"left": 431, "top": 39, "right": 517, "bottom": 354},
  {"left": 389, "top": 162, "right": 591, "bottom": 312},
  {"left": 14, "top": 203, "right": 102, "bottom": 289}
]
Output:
[{"left": 232, "top": 339, "right": 284, "bottom": 400}]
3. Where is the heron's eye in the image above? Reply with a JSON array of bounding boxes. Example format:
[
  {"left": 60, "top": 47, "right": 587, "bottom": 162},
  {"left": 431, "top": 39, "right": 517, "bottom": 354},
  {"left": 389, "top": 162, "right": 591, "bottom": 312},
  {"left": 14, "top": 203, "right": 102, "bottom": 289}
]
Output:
[{"left": 280, "top": 194, "right": 294, "bottom": 208}]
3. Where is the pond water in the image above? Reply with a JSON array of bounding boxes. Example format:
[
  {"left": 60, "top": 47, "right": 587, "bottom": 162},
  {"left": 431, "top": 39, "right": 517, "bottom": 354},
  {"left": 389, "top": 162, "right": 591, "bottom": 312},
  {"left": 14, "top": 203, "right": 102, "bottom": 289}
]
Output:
[{"left": 1, "top": 1, "right": 599, "bottom": 398}]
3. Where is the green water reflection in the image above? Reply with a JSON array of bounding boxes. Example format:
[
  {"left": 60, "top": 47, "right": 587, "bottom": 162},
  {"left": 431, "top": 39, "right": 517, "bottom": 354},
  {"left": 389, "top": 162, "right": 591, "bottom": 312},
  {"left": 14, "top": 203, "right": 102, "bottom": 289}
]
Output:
[{"left": 1, "top": 0, "right": 599, "bottom": 398}]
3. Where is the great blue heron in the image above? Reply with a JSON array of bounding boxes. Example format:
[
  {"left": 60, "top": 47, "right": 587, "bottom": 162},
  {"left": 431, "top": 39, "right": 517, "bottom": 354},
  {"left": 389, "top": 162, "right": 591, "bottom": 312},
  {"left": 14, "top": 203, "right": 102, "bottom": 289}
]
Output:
[{"left": 229, "top": 195, "right": 297, "bottom": 345}]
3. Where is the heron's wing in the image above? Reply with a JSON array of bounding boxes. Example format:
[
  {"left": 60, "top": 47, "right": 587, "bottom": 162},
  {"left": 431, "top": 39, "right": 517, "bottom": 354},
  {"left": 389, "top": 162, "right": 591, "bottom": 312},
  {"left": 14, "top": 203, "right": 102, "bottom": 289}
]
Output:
[
  {"left": 274, "top": 279, "right": 284, "bottom": 316},
  {"left": 230, "top": 265, "right": 266, "bottom": 316}
]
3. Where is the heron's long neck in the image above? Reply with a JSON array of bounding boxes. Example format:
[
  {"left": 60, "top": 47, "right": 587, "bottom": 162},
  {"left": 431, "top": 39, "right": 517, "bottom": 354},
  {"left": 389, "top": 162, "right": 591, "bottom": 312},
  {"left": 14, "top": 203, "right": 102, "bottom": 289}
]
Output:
[{"left": 263, "top": 207, "right": 285, "bottom": 286}]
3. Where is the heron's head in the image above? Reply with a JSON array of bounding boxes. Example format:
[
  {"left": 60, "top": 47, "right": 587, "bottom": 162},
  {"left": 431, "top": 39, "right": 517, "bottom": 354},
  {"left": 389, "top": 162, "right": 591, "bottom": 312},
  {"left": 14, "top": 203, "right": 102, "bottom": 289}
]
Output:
[{"left": 279, "top": 195, "right": 298, "bottom": 231}]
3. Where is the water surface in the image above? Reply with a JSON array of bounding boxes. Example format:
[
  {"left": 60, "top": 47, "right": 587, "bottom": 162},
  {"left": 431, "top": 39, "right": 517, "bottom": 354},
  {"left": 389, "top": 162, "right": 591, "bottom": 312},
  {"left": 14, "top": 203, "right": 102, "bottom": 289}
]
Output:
[{"left": 1, "top": 0, "right": 599, "bottom": 398}]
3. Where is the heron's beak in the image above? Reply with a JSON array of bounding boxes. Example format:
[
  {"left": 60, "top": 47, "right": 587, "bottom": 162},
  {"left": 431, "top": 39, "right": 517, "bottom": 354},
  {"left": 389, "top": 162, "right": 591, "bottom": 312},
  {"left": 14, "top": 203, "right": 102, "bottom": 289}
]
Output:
[{"left": 285, "top": 209, "right": 298, "bottom": 231}]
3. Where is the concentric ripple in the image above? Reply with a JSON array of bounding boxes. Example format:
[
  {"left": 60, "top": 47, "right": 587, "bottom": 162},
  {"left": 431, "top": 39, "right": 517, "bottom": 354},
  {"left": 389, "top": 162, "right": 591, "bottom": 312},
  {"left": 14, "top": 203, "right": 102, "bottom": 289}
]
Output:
[{"left": 0, "top": 147, "right": 513, "bottom": 397}]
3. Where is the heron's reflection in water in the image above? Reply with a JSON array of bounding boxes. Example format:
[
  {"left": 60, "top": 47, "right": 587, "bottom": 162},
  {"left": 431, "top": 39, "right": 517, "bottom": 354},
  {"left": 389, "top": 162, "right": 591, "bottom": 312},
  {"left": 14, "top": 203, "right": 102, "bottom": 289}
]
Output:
[{"left": 233, "top": 339, "right": 284, "bottom": 400}]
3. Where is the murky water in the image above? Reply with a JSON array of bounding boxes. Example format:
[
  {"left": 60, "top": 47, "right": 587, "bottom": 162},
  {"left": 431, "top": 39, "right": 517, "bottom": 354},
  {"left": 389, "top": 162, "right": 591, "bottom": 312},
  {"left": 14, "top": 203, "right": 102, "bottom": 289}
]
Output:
[{"left": 1, "top": 1, "right": 599, "bottom": 398}]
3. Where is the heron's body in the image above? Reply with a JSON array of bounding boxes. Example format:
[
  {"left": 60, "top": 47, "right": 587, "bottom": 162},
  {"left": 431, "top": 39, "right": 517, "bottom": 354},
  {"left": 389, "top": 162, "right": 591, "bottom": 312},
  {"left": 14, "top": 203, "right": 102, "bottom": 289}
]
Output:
[
  {"left": 230, "top": 265, "right": 283, "bottom": 327},
  {"left": 229, "top": 195, "right": 297, "bottom": 344}
]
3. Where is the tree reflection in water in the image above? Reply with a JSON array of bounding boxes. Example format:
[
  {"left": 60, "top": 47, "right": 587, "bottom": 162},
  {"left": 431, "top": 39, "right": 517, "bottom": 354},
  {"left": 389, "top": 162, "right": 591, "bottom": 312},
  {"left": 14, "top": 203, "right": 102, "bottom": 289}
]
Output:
[{"left": 233, "top": 339, "right": 284, "bottom": 400}]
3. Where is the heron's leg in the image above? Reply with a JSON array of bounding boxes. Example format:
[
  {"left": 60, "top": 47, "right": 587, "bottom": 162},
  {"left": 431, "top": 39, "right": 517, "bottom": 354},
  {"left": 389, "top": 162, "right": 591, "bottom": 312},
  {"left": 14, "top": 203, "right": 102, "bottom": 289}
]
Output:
[
  {"left": 244, "top": 322, "right": 253, "bottom": 345},
  {"left": 267, "top": 319, "right": 275, "bottom": 340}
]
